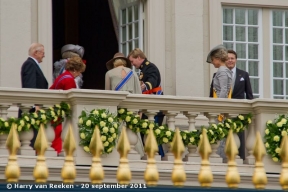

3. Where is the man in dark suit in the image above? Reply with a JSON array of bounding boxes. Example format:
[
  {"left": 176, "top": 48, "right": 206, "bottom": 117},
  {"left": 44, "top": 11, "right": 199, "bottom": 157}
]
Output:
[
  {"left": 209, "top": 49, "right": 253, "bottom": 159},
  {"left": 21, "top": 43, "right": 48, "bottom": 148}
]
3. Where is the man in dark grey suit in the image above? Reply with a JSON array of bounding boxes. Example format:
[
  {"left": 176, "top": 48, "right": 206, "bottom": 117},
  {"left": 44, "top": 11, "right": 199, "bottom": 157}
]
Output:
[
  {"left": 209, "top": 49, "right": 253, "bottom": 160},
  {"left": 21, "top": 43, "right": 48, "bottom": 148}
]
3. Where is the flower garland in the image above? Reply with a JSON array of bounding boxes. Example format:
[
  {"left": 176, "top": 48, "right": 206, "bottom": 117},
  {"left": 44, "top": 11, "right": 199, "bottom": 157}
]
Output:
[
  {"left": 0, "top": 101, "right": 71, "bottom": 134},
  {"left": 78, "top": 107, "right": 252, "bottom": 154},
  {"left": 78, "top": 109, "right": 119, "bottom": 154},
  {"left": 264, "top": 114, "right": 287, "bottom": 162}
]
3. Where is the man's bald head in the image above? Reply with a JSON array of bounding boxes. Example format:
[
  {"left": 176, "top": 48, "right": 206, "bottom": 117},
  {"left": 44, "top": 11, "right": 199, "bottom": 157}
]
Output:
[{"left": 28, "top": 43, "right": 45, "bottom": 63}]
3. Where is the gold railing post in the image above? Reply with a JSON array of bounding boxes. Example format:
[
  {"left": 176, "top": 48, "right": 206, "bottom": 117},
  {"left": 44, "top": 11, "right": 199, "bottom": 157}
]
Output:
[
  {"left": 117, "top": 126, "right": 131, "bottom": 184},
  {"left": 280, "top": 133, "right": 288, "bottom": 189},
  {"left": 252, "top": 131, "right": 267, "bottom": 189},
  {"left": 33, "top": 124, "right": 49, "bottom": 183},
  {"left": 5, "top": 123, "right": 20, "bottom": 183},
  {"left": 61, "top": 125, "right": 76, "bottom": 183},
  {"left": 171, "top": 128, "right": 186, "bottom": 186},
  {"left": 144, "top": 127, "right": 159, "bottom": 186},
  {"left": 198, "top": 129, "right": 213, "bottom": 187},
  {"left": 89, "top": 125, "right": 104, "bottom": 184},
  {"left": 225, "top": 129, "right": 240, "bottom": 188}
]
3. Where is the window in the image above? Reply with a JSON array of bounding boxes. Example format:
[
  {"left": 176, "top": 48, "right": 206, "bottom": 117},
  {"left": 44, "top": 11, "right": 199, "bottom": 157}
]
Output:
[
  {"left": 271, "top": 10, "right": 288, "bottom": 99},
  {"left": 222, "top": 7, "right": 261, "bottom": 98}
]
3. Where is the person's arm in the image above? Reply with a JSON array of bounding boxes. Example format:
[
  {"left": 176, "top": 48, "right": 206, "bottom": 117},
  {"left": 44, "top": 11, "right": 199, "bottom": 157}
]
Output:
[
  {"left": 244, "top": 72, "right": 254, "bottom": 99},
  {"left": 22, "top": 62, "right": 37, "bottom": 88},
  {"left": 143, "top": 65, "right": 159, "bottom": 91},
  {"left": 217, "top": 71, "right": 230, "bottom": 98},
  {"left": 133, "top": 72, "right": 142, "bottom": 94},
  {"left": 105, "top": 72, "right": 111, "bottom": 90}
]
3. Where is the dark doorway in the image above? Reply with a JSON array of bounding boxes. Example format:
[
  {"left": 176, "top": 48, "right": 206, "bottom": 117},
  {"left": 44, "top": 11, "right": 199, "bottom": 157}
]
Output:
[{"left": 52, "top": 0, "right": 118, "bottom": 89}]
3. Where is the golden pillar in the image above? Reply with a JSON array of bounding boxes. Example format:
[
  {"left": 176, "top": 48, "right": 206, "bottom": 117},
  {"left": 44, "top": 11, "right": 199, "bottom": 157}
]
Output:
[
  {"left": 280, "top": 133, "right": 288, "bottom": 189},
  {"left": 33, "top": 124, "right": 49, "bottom": 183},
  {"left": 144, "top": 127, "right": 159, "bottom": 186},
  {"left": 5, "top": 124, "right": 21, "bottom": 183},
  {"left": 117, "top": 126, "right": 131, "bottom": 184},
  {"left": 89, "top": 125, "right": 104, "bottom": 184}
]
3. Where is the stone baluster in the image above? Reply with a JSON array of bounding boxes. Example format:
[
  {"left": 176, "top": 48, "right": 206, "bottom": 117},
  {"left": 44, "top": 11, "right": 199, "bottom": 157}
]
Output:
[
  {"left": 18, "top": 105, "right": 36, "bottom": 156},
  {"left": 203, "top": 112, "right": 222, "bottom": 163},
  {"left": 162, "top": 111, "right": 178, "bottom": 161},
  {"left": 183, "top": 112, "right": 200, "bottom": 162},
  {"left": 226, "top": 113, "right": 243, "bottom": 165},
  {"left": 244, "top": 115, "right": 255, "bottom": 165},
  {"left": 6, "top": 103, "right": 21, "bottom": 118},
  {"left": 0, "top": 104, "right": 10, "bottom": 119},
  {"left": 142, "top": 110, "right": 161, "bottom": 161}
]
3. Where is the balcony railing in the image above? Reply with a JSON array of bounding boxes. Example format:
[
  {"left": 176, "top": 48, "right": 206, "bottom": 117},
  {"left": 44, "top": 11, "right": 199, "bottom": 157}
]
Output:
[{"left": 0, "top": 87, "right": 286, "bottom": 190}]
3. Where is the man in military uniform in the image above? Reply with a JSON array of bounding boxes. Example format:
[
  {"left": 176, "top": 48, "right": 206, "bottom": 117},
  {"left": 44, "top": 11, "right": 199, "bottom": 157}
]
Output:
[{"left": 128, "top": 48, "right": 164, "bottom": 157}]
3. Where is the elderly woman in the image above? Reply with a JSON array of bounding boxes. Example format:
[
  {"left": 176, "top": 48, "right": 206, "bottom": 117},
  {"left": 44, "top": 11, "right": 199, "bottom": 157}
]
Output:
[
  {"left": 50, "top": 56, "right": 86, "bottom": 154},
  {"left": 105, "top": 53, "right": 144, "bottom": 157},
  {"left": 206, "top": 45, "right": 232, "bottom": 160},
  {"left": 105, "top": 52, "right": 141, "bottom": 94}
]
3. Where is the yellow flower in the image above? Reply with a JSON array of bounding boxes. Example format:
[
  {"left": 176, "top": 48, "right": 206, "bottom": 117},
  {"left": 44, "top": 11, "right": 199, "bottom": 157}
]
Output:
[
  {"left": 282, "top": 131, "right": 287, "bottom": 136},
  {"left": 86, "top": 120, "right": 91, "bottom": 126},
  {"left": 277, "top": 122, "right": 283, "bottom": 127},
  {"left": 236, "top": 128, "right": 240, "bottom": 132},
  {"left": 80, "top": 133, "right": 85, "bottom": 139},
  {"left": 40, "top": 109, "right": 45, "bottom": 114},
  {"left": 93, "top": 110, "right": 99, "bottom": 115},
  {"left": 83, "top": 146, "right": 90, "bottom": 152},
  {"left": 149, "top": 124, "right": 154, "bottom": 129},
  {"left": 129, "top": 125, "right": 133, "bottom": 129},
  {"left": 108, "top": 137, "right": 114, "bottom": 142},
  {"left": 212, "top": 124, "right": 217, "bottom": 129},
  {"left": 248, "top": 118, "right": 251, "bottom": 124},
  {"left": 210, "top": 138, "right": 215, "bottom": 144},
  {"left": 155, "top": 129, "right": 161, "bottom": 135},
  {"left": 62, "top": 110, "right": 65, "bottom": 117},
  {"left": 57, "top": 110, "right": 60, "bottom": 115},
  {"left": 113, "top": 123, "right": 118, "bottom": 128},
  {"left": 182, "top": 134, "right": 187, "bottom": 140},
  {"left": 146, "top": 129, "right": 150, "bottom": 134},
  {"left": 225, "top": 123, "right": 230, "bottom": 128},
  {"left": 274, "top": 135, "right": 280, "bottom": 142},
  {"left": 101, "top": 113, "right": 107, "bottom": 118},
  {"left": 209, "top": 130, "right": 214, "bottom": 135},
  {"left": 219, "top": 128, "right": 223, "bottom": 132},
  {"left": 142, "top": 122, "right": 148, "bottom": 128},
  {"left": 20, "top": 120, "right": 25, "bottom": 126},
  {"left": 218, "top": 123, "right": 224, "bottom": 127},
  {"left": 78, "top": 118, "right": 83, "bottom": 124},
  {"left": 266, "top": 120, "right": 272, "bottom": 125},
  {"left": 30, "top": 119, "right": 35, "bottom": 125},
  {"left": 24, "top": 116, "right": 29, "bottom": 121},
  {"left": 227, "top": 119, "right": 232, "bottom": 123},
  {"left": 112, "top": 133, "right": 117, "bottom": 139},
  {"left": 108, "top": 117, "right": 113, "bottom": 123},
  {"left": 238, "top": 115, "right": 244, "bottom": 120},
  {"left": 17, "top": 126, "right": 22, "bottom": 132},
  {"left": 49, "top": 107, "right": 54, "bottom": 110},
  {"left": 51, "top": 111, "right": 55, "bottom": 117},
  {"left": 275, "top": 147, "right": 281, "bottom": 154},
  {"left": 163, "top": 137, "right": 168, "bottom": 143},
  {"left": 272, "top": 157, "right": 279, "bottom": 162},
  {"left": 125, "top": 116, "right": 131, "bottom": 122},
  {"left": 192, "top": 130, "right": 197, "bottom": 132},
  {"left": 67, "top": 104, "right": 71, "bottom": 109},
  {"left": 33, "top": 113, "right": 38, "bottom": 118},
  {"left": 103, "top": 127, "right": 109, "bottom": 133},
  {"left": 166, "top": 131, "right": 171, "bottom": 137},
  {"left": 53, "top": 116, "right": 58, "bottom": 122},
  {"left": 159, "top": 126, "right": 164, "bottom": 130},
  {"left": 233, "top": 123, "right": 237, "bottom": 129},
  {"left": 36, "top": 120, "right": 40, "bottom": 125},
  {"left": 101, "top": 135, "right": 106, "bottom": 141},
  {"left": 110, "top": 128, "right": 115, "bottom": 133},
  {"left": 27, "top": 124, "right": 31, "bottom": 129},
  {"left": 222, "top": 133, "right": 225, "bottom": 138},
  {"left": 118, "top": 109, "right": 125, "bottom": 114},
  {"left": 55, "top": 104, "right": 61, "bottom": 108},
  {"left": 107, "top": 148, "right": 112, "bottom": 153},
  {"left": 190, "top": 137, "right": 195, "bottom": 143},
  {"left": 132, "top": 118, "right": 138, "bottom": 124},
  {"left": 41, "top": 114, "right": 46, "bottom": 120},
  {"left": 100, "top": 121, "right": 106, "bottom": 127},
  {"left": 265, "top": 142, "right": 269, "bottom": 148},
  {"left": 127, "top": 111, "right": 133, "bottom": 115},
  {"left": 104, "top": 141, "right": 109, "bottom": 147},
  {"left": 282, "top": 118, "right": 287, "bottom": 124}
]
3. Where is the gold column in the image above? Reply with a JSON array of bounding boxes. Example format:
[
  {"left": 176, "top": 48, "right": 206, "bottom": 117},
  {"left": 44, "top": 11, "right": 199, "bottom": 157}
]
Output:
[
  {"left": 198, "top": 129, "right": 213, "bottom": 187},
  {"left": 5, "top": 124, "right": 20, "bottom": 182},
  {"left": 225, "top": 130, "right": 240, "bottom": 188},
  {"left": 117, "top": 126, "right": 131, "bottom": 184},
  {"left": 33, "top": 124, "right": 49, "bottom": 183},
  {"left": 171, "top": 128, "right": 186, "bottom": 186},
  {"left": 280, "top": 133, "right": 288, "bottom": 189},
  {"left": 61, "top": 125, "right": 76, "bottom": 183},
  {"left": 144, "top": 127, "right": 159, "bottom": 186},
  {"left": 89, "top": 125, "right": 104, "bottom": 184},
  {"left": 252, "top": 131, "right": 267, "bottom": 189}
]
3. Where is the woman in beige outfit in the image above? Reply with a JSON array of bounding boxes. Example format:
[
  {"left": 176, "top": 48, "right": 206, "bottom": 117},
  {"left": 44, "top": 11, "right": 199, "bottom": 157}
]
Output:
[
  {"left": 105, "top": 53, "right": 144, "bottom": 158},
  {"left": 105, "top": 53, "right": 141, "bottom": 94}
]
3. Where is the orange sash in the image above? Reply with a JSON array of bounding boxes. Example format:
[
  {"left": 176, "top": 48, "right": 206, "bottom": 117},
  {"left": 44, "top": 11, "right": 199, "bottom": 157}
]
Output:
[{"left": 143, "top": 86, "right": 162, "bottom": 94}]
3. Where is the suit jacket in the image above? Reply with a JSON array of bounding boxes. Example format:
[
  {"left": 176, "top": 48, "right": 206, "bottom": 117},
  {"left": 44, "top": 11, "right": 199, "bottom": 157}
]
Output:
[
  {"left": 209, "top": 68, "right": 253, "bottom": 99},
  {"left": 21, "top": 57, "right": 48, "bottom": 89}
]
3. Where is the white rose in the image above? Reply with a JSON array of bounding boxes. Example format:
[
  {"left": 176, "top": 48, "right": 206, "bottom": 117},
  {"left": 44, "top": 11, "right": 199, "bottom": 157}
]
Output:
[
  {"left": 4, "top": 122, "right": 8, "bottom": 127},
  {"left": 24, "top": 116, "right": 29, "bottom": 122},
  {"left": 103, "top": 127, "right": 109, "bottom": 133},
  {"left": 86, "top": 120, "right": 91, "bottom": 126},
  {"left": 155, "top": 129, "right": 161, "bottom": 135},
  {"left": 265, "top": 142, "right": 269, "bottom": 148},
  {"left": 104, "top": 141, "right": 109, "bottom": 147},
  {"left": 62, "top": 110, "right": 65, "bottom": 117},
  {"left": 55, "top": 104, "right": 61, "bottom": 108},
  {"left": 125, "top": 116, "right": 131, "bottom": 122},
  {"left": 40, "top": 109, "right": 45, "bottom": 114},
  {"left": 282, "top": 118, "right": 287, "bottom": 124},
  {"left": 166, "top": 131, "right": 171, "bottom": 137},
  {"left": 163, "top": 137, "right": 168, "bottom": 143},
  {"left": 83, "top": 146, "right": 90, "bottom": 152},
  {"left": 248, "top": 118, "right": 251, "bottom": 124},
  {"left": 274, "top": 136, "right": 280, "bottom": 142},
  {"left": 225, "top": 123, "right": 230, "bottom": 128},
  {"left": 108, "top": 137, "right": 114, "bottom": 142},
  {"left": 93, "top": 110, "right": 99, "bottom": 115},
  {"left": 78, "top": 118, "right": 83, "bottom": 124},
  {"left": 17, "top": 126, "right": 22, "bottom": 132},
  {"left": 51, "top": 111, "right": 55, "bottom": 117},
  {"left": 31, "top": 119, "right": 35, "bottom": 125},
  {"left": 182, "top": 134, "right": 186, "bottom": 140},
  {"left": 149, "top": 124, "right": 154, "bottom": 129},
  {"left": 41, "top": 114, "right": 46, "bottom": 120},
  {"left": 118, "top": 109, "right": 125, "bottom": 114},
  {"left": 108, "top": 117, "right": 113, "bottom": 123},
  {"left": 100, "top": 121, "right": 106, "bottom": 127},
  {"left": 190, "top": 137, "right": 195, "bottom": 143},
  {"left": 275, "top": 148, "right": 281, "bottom": 154},
  {"left": 33, "top": 113, "right": 38, "bottom": 118},
  {"left": 212, "top": 124, "right": 217, "bottom": 129},
  {"left": 127, "top": 111, "right": 133, "bottom": 115},
  {"left": 80, "top": 133, "right": 86, "bottom": 139},
  {"left": 101, "top": 135, "right": 107, "bottom": 141},
  {"left": 142, "top": 122, "right": 148, "bottom": 128},
  {"left": 113, "top": 123, "right": 118, "bottom": 128},
  {"left": 110, "top": 128, "right": 115, "bottom": 133},
  {"left": 266, "top": 120, "right": 272, "bottom": 125},
  {"left": 209, "top": 130, "right": 214, "bottom": 135},
  {"left": 132, "top": 118, "right": 138, "bottom": 124},
  {"left": 272, "top": 157, "right": 279, "bottom": 162},
  {"left": 27, "top": 124, "right": 31, "bottom": 129},
  {"left": 101, "top": 113, "right": 107, "bottom": 118},
  {"left": 159, "top": 126, "right": 164, "bottom": 130},
  {"left": 36, "top": 120, "right": 40, "bottom": 125},
  {"left": 112, "top": 133, "right": 117, "bottom": 139},
  {"left": 238, "top": 115, "right": 244, "bottom": 120},
  {"left": 277, "top": 122, "right": 283, "bottom": 127},
  {"left": 20, "top": 120, "right": 25, "bottom": 126}
]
